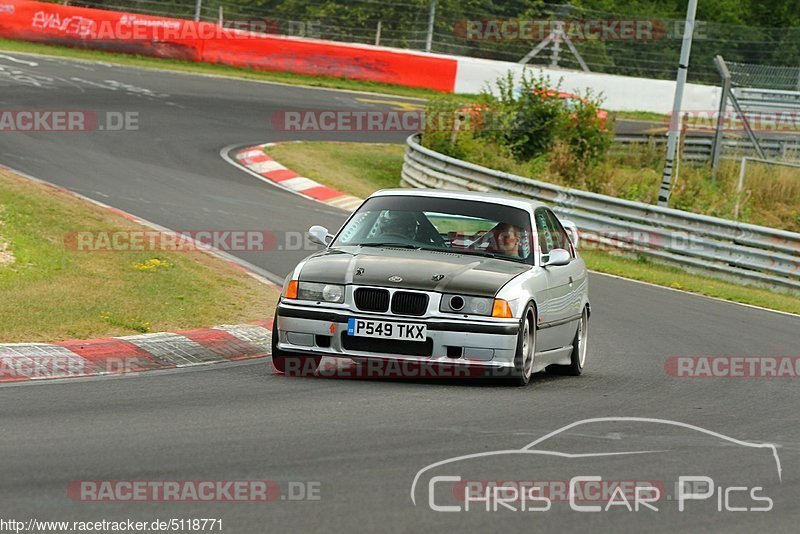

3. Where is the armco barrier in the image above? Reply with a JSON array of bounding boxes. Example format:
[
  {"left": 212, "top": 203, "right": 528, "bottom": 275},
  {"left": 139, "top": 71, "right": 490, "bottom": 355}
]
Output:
[
  {"left": 0, "top": 0, "right": 458, "bottom": 91},
  {"left": 611, "top": 134, "right": 800, "bottom": 163},
  {"left": 401, "top": 134, "right": 800, "bottom": 292}
]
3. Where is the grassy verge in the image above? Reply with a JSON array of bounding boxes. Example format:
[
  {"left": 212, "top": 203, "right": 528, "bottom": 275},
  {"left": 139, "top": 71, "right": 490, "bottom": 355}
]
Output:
[
  {"left": 266, "top": 142, "right": 402, "bottom": 199},
  {"left": 581, "top": 250, "right": 800, "bottom": 314},
  {"left": 612, "top": 110, "right": 668, "bottom": 122},
  {"left": 0, "top": 169, "right": 278, "bottom": 342},
  {"left": 264, "top": 141, "right": 799, "bottom": 315},
  {"left": 0, "top": 39, "right": 465, "bottom": 101}
]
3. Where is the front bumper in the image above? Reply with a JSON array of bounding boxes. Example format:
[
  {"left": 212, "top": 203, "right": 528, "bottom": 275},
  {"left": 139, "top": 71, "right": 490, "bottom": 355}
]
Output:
[{"left": 274, "top": 302, "right": 520, "bottom": 370}]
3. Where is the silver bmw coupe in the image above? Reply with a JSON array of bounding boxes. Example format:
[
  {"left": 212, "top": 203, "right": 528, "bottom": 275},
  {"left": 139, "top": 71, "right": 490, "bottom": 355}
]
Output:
[{"left": 272, "top": 189, "right": 590, "bottom": 386}]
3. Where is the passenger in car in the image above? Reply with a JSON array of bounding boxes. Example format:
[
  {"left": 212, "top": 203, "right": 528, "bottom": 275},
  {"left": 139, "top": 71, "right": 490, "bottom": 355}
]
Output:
[{"left": 486, "top": 223, "right": 523, "bottom": 258}]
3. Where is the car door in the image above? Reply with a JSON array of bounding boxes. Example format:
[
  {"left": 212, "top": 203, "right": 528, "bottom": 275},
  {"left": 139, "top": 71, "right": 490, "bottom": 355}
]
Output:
[
  {"left": 535, "top": 208, "right": 582, "bottom": 350},
  {"left": 546, "top": 210, "right": 586, "bottom": 323}
]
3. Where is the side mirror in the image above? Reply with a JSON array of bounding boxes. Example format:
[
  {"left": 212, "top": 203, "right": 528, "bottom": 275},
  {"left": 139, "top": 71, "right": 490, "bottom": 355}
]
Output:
[
  {"left": 308, "top": 225, "right": 333, "bottom": 246},
  {"left": 561, "top": 220, "right": 580, "bottom": 247},
  {"left": 543, "top": 248, "right": 571, "bottom": 267}
]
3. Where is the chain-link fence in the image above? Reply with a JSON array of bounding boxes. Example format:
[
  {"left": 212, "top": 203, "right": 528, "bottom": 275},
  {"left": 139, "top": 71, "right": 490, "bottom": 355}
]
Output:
[
  {"left": 56, "top": 0, "right": 800, "bottom": 85},
  {"left": 727, "top": 61, "right": 800, "bottom": 91}
]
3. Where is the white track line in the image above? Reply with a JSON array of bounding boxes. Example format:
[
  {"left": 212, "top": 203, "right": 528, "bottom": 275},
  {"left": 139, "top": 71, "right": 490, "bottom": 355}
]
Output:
[{"left": 590, "top": 270, "right": 800, "bottom": 319}]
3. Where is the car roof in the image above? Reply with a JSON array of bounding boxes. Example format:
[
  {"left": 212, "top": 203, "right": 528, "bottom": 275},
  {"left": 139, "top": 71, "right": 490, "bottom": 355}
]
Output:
[{"left": 369, "top": 188, "right": 548, "bottom": 213}]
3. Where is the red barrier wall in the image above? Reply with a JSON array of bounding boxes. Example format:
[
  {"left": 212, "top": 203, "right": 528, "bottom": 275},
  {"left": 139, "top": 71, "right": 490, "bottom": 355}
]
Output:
[
  {"left": 201, "top": 36, "right": 456, "bottom": 91},
  {"left": 0, "top": 0, "right": 204, "bottom": 61},
  {"left": 0, "top": 0, "right": 457, "bottom": 91}
]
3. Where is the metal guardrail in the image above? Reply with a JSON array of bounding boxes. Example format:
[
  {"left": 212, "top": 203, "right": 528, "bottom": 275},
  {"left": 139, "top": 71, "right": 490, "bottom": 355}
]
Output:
[
  {"left": 733, "top": 87, "right": 800, "bottom": 112},
  {"left": 612, "top": 134, "right": 800, "bottom": 162},
  {"left": 401, "top": 134, "right": 800, "bottom": 292}
]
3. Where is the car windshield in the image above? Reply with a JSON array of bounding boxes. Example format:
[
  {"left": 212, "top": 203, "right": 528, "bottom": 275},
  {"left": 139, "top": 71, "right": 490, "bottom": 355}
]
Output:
[{"left": 331, "top": 195, "right": 534, "bottom": 263}]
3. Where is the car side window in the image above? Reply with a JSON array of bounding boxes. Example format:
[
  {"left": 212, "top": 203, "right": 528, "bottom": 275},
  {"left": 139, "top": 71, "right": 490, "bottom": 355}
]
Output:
[
  {"left": 534, "top": 208, "right": 554, "bottom": 257},
  {"left": 544, "top": 210, "right": 575, "bottom": 258}
]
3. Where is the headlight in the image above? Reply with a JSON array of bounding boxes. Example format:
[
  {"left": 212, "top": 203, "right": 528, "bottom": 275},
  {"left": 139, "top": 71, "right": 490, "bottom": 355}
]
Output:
[
  {"left": 468, "top": 297, "right": 492, "bottom": 315},
  {"left": 297, "top": 282, "right": 345, "bottom": 303},
  {"left": 440, "top": 294, "right": 494, "bottom": 316}
]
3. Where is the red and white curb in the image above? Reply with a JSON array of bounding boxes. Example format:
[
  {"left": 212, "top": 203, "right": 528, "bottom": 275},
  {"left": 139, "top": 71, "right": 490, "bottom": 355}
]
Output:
[
  {"left": 0, "top": 321, "right": 273, "bottom": 383},
  {"left": 235, "top": 143, "right": 364, "bottom": 212}
]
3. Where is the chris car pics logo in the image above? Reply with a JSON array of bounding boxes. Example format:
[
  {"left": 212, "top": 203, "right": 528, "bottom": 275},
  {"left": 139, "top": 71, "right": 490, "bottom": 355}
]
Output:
[{"left": 411, "top": 417, "right": 781, "bottom": 513}]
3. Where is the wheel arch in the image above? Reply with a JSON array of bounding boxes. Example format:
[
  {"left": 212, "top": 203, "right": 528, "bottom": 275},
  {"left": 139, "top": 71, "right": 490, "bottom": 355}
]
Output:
[{"left": 525, "top": 298, "right": 540, "bottom": 329}]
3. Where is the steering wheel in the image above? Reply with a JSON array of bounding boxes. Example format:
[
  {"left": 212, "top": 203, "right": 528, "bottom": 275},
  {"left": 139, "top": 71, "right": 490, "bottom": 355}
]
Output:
[{"left": 466, "top": 230, "right": 490, "bottom": 251}]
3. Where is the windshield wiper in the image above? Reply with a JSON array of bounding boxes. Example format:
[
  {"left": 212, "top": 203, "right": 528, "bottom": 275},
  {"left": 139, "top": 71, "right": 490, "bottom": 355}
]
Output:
[
  {"left": 458, "top": 249, "right": 528, "bottom": 263},
  {"left": 358, "top": 242, "right": 421, "bottom": 250}
]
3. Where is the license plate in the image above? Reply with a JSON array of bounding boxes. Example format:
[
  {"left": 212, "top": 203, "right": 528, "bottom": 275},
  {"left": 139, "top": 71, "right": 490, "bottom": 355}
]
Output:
[{"left": 347, "top": 318, "right": 427, "bottom": 341}]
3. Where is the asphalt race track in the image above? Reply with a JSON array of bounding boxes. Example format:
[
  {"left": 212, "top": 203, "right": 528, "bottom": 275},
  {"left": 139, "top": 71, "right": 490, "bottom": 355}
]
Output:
[{"left": 1, "top": 52, "right": 798, "bottom": 533}]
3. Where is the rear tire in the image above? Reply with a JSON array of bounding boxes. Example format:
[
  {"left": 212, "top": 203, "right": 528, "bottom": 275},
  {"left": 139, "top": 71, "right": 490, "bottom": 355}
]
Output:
[
  {"left": 507, "top": 304, "right": 536, "bottom": 386},
  {"left": 548, "top": 307, "right": 588, "bottom": 376},
  {"left": 271, "top": 314, "right": 321, "bottom": 376}
]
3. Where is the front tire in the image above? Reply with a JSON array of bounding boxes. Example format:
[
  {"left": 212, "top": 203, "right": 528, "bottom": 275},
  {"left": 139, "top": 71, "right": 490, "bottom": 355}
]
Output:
[
  {"left": 271, "top": 314, "right": 321, "bottom": 376},
  {"left": 549, "top": 307, "right": 588, "bottom": 376},
  {"left": 507, "top": 304, "right": 536, "bottom": 386}
]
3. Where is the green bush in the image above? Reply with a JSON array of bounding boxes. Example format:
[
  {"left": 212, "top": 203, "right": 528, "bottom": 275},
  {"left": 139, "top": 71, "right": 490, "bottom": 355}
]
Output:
[
  {"left": 420, "top": 69, "right": 612, "bottom": 175},
  {"left": 557, "top": 88, "right": 613, "bottom": 166},
  {"left": 418, "top": 96, "right": 470, "bottom": 161},
  {"left": 418, "top": 73, "right": 800, "bottom": 232},
  {"left": 482, "top": 71, "right": 564, "bottom": 161}
]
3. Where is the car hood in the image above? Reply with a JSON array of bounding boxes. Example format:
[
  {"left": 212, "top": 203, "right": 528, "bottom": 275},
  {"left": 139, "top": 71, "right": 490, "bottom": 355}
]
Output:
[{"left": 298, "top": 247, "right": 530, "bottom": 297}]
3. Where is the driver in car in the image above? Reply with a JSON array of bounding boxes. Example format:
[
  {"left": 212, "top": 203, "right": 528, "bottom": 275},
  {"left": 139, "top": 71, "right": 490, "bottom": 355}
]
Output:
[
  {"left": 485, "top": 223, "right": 523, "bottom": 258},
  {"left": 377, "top": 211, "right": 418, "bottom": 241},
  {"left": 495, "top": 223, "right": 522, "bottom": 258}
]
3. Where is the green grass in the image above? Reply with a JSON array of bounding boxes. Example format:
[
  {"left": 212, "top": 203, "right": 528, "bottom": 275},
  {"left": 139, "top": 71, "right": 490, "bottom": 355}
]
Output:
[
  {"left": 582, "top": 250, "right": 800, "bottom": 314},
  {"left": 0, "top": 38, "right": 466, "bottom": 101},
  {"left": 0, "top": 169, "right": 278, "bottom": 342},
  {"left": 265, "top": 140, "right": 799, "bottom": 315},
  {"left": 612, "top": 110, "right": 668, "bottom": 122},
  {"left": 266, "top": 142, "right": 404, "bottom": 199}
]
